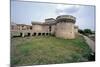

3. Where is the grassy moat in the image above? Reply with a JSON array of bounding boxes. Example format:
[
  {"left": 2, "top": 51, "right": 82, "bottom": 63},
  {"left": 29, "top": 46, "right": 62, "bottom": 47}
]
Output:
[{"left": 11, "top": 35, "right": 94, "bottom": 66}]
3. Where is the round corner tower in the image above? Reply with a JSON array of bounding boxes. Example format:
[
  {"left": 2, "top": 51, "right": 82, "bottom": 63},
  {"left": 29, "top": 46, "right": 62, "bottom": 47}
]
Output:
[{"left": 55, "top": 15, "right": 76, "bottom": 39}]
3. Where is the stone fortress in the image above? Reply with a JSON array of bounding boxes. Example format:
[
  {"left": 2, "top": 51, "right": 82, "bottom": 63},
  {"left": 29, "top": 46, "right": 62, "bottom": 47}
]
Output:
[{"left": 11, "top": 15, "right": 78, "bottom": 39}]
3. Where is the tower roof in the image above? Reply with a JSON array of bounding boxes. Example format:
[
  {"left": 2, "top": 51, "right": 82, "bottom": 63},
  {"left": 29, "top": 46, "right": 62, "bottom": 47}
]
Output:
[{"left": 56, "top": 15, "right": 76, "bottom": 23}]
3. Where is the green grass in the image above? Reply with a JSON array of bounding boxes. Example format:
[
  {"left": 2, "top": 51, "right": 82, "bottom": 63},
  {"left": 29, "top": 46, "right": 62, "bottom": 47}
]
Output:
[{"left": 11, "top": 35, "right": 92, "bottom": 66}]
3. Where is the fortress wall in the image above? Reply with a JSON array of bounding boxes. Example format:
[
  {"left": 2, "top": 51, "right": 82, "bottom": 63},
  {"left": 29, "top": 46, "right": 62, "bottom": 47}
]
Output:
[
  {"left": 74, "top": 28, "right": 78, "bottom": 34},
  {"left": 55, "top": 22, "right": 75, "bottom": 39},
  {"left": 55, "top": 15, "right": 76, "bottom": 39},
  {"left": 15, "top": 25, "right": 31, "bottom": 31},
  {"left": 74, "top": 26, "right": 78, "bottom": 34},
  {"left": 32, "top": 25, "right": 43, "bottom": 33},
  {"left": 42, "top": 25, "right": 50, "bottom": 33},
  {"left": 17, "top": 26, "right": 22, "bottom": 30},
  {"left": 11, "top": 25, "right": 17, "bottom": 31},
  {"left": 22, "top": 26, "right": 27, "bottom": 30},
  {"left": 51, "top": 25, "right": 56, "bottom": 34},
  {"left": 11, "top": 15, "right": 77, "bottom": 38},
  {"left": 32, "top": 24, "right": 49, "bottom": 33}
]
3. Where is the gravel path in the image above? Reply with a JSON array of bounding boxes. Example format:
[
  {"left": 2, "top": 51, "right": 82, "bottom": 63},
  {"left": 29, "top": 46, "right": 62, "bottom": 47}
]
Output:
[{"left": 82, "top": 35, "right": 95, "bottom": 52}]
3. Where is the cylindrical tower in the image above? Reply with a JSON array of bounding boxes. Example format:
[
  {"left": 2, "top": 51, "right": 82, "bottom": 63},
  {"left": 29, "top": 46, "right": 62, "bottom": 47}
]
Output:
[{"left": 55, "top": 15, "right": 76, "bottom": 39}]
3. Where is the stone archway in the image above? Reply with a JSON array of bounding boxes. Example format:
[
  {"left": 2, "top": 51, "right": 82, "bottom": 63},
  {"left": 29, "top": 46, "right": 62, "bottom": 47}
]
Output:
[
  {"left": 20, "top": 33, "right": 22, "bottom": 37},
  {"left": 42, "top": 33, "right": 45, "bottom": 36},
  {"left": 27, "top": 33, "right": 31, "bottom": 36},
  {"left": 38, "top": 33, "right": 41, "bottom": 36},
  {"left": 33, "top": 32, "right": 36, "bottom": 36}
]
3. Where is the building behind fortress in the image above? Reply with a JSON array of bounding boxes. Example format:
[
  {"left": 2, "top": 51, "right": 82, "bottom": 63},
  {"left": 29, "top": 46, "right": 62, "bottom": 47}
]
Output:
[{"left": 11, "top": 15, "right": 78, "bottom": 39}]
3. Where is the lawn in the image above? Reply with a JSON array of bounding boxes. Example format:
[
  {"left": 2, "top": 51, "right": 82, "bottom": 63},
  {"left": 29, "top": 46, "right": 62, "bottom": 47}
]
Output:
[{"left": 11, "top": 35, "right": 93, "bottom": 66}]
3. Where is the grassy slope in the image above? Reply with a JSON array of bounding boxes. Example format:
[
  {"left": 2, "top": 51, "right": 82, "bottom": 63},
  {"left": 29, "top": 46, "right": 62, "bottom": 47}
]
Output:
[{"left": 11, "top": 35, "right": 92, "bottom": 66}]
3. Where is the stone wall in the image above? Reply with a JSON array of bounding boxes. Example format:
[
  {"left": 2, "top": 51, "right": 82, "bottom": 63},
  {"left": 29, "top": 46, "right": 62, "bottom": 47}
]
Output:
[
  {"left": 74, "top": 26, "right": 78, "bottom": 34},
  {"left": 11, "top": 25, "right": 17, "bottom": 31},
  {"left": 55, "top": 22, "right": 75, "bottom": 39},
  {"left": 11, "top": 15, "right": 77, "bottom": 39},
  {"left": 51, "top": 25, "right": 56, "bottom": 35},
  {"left": 11, "top": 24, "right": 32, "bottom": 31},
  {"left": 55, "top": 15, "right": 76, "bottom": 39},
  {"left": 32, "top": 24, "right": 50, "bottom": 33}
]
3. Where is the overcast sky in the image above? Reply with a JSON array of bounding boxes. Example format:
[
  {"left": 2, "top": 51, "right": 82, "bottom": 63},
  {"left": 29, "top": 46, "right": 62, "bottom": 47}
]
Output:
[{"left": 11, "top": 1, "right": 95, "bottom": 31}]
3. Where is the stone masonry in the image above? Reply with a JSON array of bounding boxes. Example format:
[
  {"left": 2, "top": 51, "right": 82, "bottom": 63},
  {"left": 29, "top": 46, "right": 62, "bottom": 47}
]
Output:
[{"left": 11, "top": 15, "right": 78, "bottom": 39}]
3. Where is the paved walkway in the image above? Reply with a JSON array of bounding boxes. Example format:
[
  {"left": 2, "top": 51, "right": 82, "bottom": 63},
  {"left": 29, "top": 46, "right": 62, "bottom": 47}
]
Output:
[{"left": 81, "top": 34, "right": 95, "bottom": 52}]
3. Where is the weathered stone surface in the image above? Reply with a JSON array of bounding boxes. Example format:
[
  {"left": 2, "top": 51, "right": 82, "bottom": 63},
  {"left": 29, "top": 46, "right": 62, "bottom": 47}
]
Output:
[
  {"left": 55, "top": 22, "right": 75, "bottom": 39},
  {"left": 11, "top": 15, "right": 77, "bottom": 39},
  {"left": 74, "top": 26, "right": 78, "bottom": 34}
]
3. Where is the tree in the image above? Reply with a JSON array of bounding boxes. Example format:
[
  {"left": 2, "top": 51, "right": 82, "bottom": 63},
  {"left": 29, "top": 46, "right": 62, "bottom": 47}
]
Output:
[
  {"left": 84, "top": 29, "right": 92, "bottom": 34},
  {"left": 78, "top": 29, "right": 84, "bottom": 34},
  {"left": 78, "top": 29, "right": 93, "bottom": 36}
]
